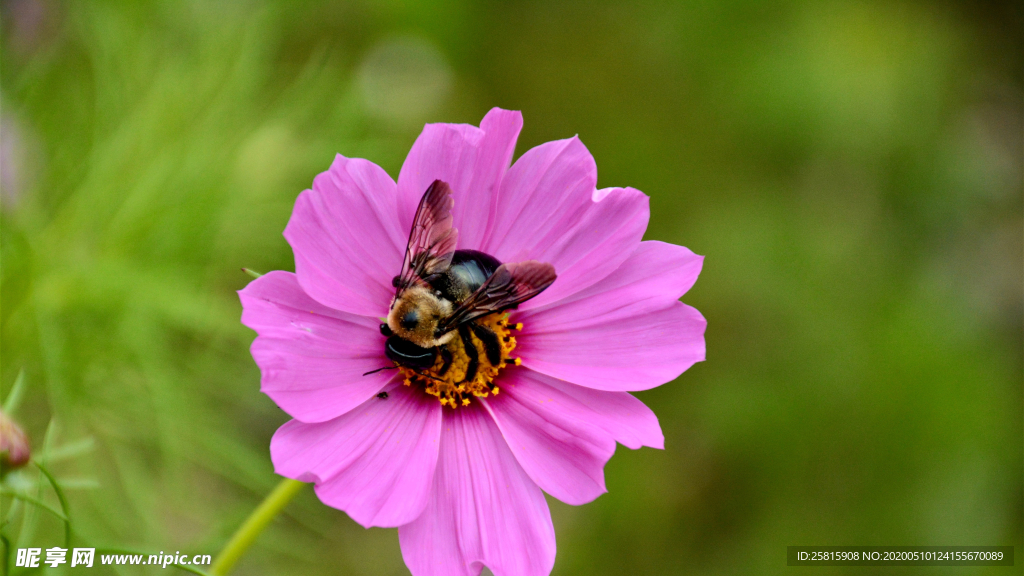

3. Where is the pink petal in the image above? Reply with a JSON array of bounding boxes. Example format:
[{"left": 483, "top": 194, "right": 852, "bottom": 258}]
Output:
[
  {"left": 270, "top": 381, "right": 442, "bottom": 528},
  {"left": 515, "top": 242, "right": 706, "bottom": 391},
  {"left": 482, "top": 368, "right": 663, "bottom": 505},
  {"left": 482, "top": 137, "right": 649, "bottom": 308},
  {"left": 505, "top": 369, "right": 664, "bottom": 450},
  {"left": 529, "top": 240, "right": 704, "bottom": 310},
  {"left": 285, "top": 154, "right": 406, "bottom": 317},
  {"left": 397, "top": 108, "right": 523, "bottom": 249},
  {"left": 239, "top": 271, "right": 392, "bottom": 422},
  {"left": 399, "top": 405, "right": 555, "bottom": 576}
]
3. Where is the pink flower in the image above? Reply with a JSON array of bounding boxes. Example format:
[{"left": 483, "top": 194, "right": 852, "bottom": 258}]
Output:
[{"left": 239, "top": 108, "right": 705, "bottom": 576}]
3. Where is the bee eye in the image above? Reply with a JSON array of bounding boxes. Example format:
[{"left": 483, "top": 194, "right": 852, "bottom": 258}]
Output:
[{"left": 400, "top": 311, "right": 419, "bottom": 330}]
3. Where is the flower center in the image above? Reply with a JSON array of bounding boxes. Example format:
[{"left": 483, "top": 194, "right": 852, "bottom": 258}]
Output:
[{"left": 400, "top": 313, "right": 522, "bottom": 408}]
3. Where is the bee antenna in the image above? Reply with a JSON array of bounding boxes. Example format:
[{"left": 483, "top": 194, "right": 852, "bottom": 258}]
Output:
[{"left": 363, "top": 365, "right": 398, "bottom": 376}]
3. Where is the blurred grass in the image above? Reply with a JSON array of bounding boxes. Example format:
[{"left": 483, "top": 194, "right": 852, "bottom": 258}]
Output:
[{"left": 1, "top": 1, "right": 1020, "bottom": 575}]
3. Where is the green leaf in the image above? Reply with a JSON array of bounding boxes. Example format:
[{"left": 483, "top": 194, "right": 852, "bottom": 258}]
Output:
[
  {"left": 2, "top": 370, "right": 26, "bottom": 415},
  {"left": 0, "top": 489, "right": 69, "bottom": 522},
  {"left": 34, "top": 462, "right": 72, "bottom": 547},
  {"left": 1, "top": 533, "right": 11, "bottom": 576},
  {"left": 44, "top": 438, "right": 96, "bottom": 463}
]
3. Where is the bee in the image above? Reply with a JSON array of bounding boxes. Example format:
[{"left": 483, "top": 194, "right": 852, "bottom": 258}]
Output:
[{"left": 371, "top": 180, "right": 556, "bottom": 385}]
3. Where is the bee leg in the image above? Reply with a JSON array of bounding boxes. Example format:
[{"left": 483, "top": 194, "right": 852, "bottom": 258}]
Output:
[
  {"left": 469, "top": 324, "right": 502, "bottom": 366},
  {"left": 439, "top": 347, "right": 453, "bottom": 376},
  {"left": 413, "top": 369, "right": 445, "bottom": 384},
  {"left": 458, "top": 326, "right": 479, "bottom": 383}
]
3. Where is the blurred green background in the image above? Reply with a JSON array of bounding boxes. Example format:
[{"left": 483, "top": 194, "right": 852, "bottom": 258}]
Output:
[{"left": 1, "top": 0, "right": 1021, "bottom": 574}]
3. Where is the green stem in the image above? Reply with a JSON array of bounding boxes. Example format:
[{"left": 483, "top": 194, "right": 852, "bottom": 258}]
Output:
[{"left": 211, "top": 478, "right": 305, "bottom": 575}]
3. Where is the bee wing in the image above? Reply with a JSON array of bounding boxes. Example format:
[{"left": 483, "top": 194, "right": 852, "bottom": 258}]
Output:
[
  {"left": 437, "top": 261, "right": 556, "bottom": 334},
  {"left": 395, "top": 180, "right": 459, "bottom": 294}
]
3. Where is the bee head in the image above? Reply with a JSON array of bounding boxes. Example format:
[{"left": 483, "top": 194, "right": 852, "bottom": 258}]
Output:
[{"left": 388, "top": 285, "right": 453, "bottom": 348}]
